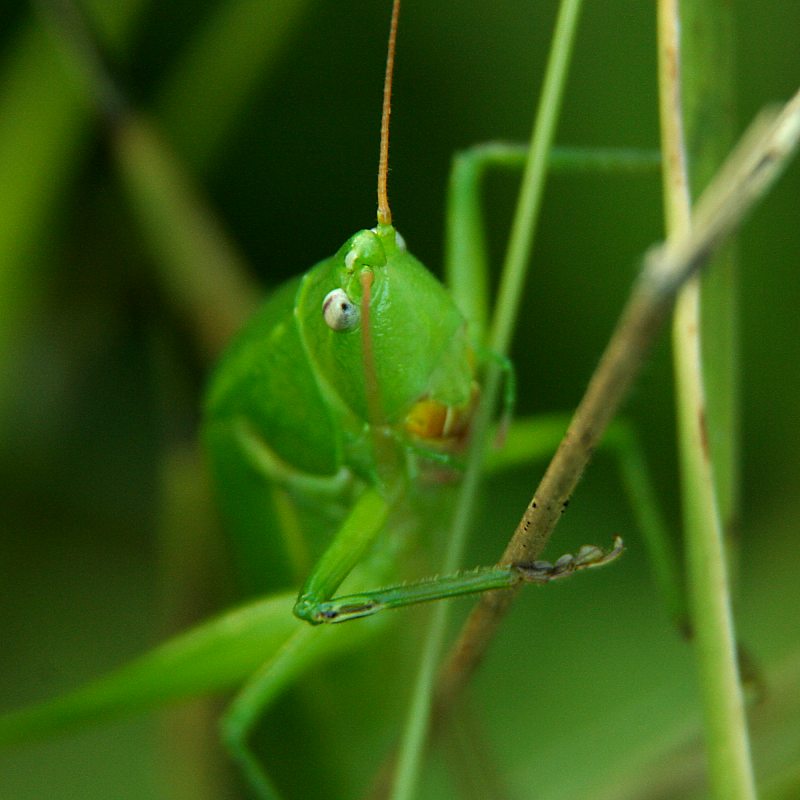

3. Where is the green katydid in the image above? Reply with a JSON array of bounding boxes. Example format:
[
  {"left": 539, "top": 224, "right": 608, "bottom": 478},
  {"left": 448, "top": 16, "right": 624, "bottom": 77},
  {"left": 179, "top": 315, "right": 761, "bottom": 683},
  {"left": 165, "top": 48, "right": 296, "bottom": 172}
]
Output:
[
  {"left": 0, "top": 2, "right": 684, "bottom": 797},
  {"left": 205, "top": 0, "right": 625, "bottom": 631}
]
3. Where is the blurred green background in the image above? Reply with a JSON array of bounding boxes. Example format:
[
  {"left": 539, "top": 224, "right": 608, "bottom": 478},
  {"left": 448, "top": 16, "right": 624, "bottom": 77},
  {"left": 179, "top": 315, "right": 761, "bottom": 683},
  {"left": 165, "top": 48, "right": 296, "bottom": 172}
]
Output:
[{"left": 1, "top": 1, "right": 799, "bottom": 798}]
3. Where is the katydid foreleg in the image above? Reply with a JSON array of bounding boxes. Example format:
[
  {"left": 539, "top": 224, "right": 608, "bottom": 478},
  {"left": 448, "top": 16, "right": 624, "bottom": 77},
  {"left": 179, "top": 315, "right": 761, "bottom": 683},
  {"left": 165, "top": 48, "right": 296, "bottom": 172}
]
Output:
[
  {"left": 297, "top": 537, "right": 624, "bottom": 624},
  {"left": 295, "top": 415, "right": 680, "bottom": 628},
  {"left": 286, "top": 458, "right": 622, "bottom": 625}
]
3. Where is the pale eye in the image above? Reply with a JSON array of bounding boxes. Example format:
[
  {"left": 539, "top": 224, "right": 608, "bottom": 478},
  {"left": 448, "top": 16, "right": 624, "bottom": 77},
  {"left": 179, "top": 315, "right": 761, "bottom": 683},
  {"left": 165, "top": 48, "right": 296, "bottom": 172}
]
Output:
[{"left": 322, "top": 289, "right": 360, "bottom": 331}]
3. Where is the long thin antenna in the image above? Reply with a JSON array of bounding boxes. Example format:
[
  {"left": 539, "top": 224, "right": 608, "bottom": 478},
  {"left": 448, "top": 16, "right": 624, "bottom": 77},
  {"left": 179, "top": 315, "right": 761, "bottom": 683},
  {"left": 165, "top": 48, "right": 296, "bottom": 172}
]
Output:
[{"left": 377, "top": 0, "right": 400, "bottom": 226}]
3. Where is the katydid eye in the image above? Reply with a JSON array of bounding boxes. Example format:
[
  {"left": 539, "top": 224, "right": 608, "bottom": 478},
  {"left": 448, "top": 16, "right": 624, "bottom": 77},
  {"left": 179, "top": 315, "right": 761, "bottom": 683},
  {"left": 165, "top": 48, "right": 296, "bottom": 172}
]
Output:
[{"left": 322, "top": 289, "right": 360, "bottom": 331}]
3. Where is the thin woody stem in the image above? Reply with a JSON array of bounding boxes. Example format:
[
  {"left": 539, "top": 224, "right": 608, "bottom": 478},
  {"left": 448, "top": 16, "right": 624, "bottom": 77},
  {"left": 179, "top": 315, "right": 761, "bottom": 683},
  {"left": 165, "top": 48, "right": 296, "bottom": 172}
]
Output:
[{"left": 432, "top": 86, "right": 800, "bottom": 718}]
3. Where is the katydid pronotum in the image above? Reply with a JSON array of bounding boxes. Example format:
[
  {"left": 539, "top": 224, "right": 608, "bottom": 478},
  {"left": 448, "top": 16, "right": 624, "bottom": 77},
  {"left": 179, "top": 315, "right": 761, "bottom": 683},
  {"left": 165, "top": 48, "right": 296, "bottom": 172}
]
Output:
[{"left": 0, "top": 2, "right": 692, "bottom": 798}]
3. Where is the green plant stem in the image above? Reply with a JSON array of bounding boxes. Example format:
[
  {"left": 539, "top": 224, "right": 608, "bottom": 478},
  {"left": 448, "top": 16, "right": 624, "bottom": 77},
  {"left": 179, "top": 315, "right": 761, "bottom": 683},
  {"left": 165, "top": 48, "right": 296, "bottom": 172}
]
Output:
[
  {"left": 388, "top": 2, "right": 585, "bottom": 799},
  {"left": 113, "top": 116, "right": 260, "bottom": 358},
  {"left": 657, "top": 1, "right": 755, "bottom": 798},
  {"left": 0, "top": 2, "right": 144, "bottom": 427},
  {"left": 679, "top": 1, "right": 740, "bottom": 576}
]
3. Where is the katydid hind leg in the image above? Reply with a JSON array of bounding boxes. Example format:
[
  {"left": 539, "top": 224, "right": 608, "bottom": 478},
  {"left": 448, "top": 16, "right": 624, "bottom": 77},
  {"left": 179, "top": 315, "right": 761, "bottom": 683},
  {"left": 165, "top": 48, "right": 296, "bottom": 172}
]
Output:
[
  {"left": 443, "top": 142, "right": 662, "bottom": 347},
  {"left": 221, "top": 614, "right": 385, "bottom": 799},
  {"left": 444, "top": 147, "right": 491, "bottom": 343},
  {"left": 442, "top": 139, "right": 681, "bottom": 624},
  {"left": 221, "top": 626, "right": 315, "bottom": 800}
]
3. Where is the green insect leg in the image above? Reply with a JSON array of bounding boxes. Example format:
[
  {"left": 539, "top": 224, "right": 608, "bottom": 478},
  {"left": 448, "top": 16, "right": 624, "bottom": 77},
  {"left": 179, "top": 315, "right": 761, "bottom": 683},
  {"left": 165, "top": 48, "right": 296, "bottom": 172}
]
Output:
[
  {"left": 444, "top": 141, "right": 661, "bottom": 344},
  {"left": 292, "top": 486, "right": 391, "bottom": 624},
  {"left": 289, "top": 477, "right": 621, "bottom": 624},
  {"left": 220, "top": 625, "right": 318, "bottom": 800},
  {"left": 221, "top": 612, "right": 385, "bottom": 799},
  {"left": 445, "top": 143, "right": 685, "bottom": 632},
  {"left": 300, "top": 537, "right": 624, "bottom": 623}
]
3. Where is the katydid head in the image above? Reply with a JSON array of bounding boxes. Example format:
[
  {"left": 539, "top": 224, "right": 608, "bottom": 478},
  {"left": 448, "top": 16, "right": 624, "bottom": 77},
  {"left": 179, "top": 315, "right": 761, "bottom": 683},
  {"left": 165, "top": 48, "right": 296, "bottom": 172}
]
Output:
[{"left": 295, "top": 224, "right": 475, "bottom": 442}]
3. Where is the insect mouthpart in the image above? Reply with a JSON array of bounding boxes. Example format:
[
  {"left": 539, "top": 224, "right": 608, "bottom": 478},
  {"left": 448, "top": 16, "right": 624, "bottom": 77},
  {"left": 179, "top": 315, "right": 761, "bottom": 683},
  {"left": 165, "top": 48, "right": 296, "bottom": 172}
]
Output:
[
  {"left": 322, "top": 288, "right": 360, "bottom": 331},
  {"left": 404, "top": 385, "right": 479, "bottom": 444}
]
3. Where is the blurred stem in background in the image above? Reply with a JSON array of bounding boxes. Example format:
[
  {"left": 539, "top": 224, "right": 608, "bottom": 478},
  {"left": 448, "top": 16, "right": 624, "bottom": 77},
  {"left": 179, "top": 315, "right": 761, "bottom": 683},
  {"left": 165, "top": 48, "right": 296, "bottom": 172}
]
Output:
[
  {"left": 0, "top": 0, "right": 312, "bottom": 423},
  {"left": 32, "top": 0, "right": 319, "bottom": 359},
  {"left": 12, "top": 3, "right": 311, "bottom": 798},
  {"left": 0, "top": 2, "right": 142, "bottom": 434},
  {"left": 154, "top": 0, "right": 313, "bottom": 174}
]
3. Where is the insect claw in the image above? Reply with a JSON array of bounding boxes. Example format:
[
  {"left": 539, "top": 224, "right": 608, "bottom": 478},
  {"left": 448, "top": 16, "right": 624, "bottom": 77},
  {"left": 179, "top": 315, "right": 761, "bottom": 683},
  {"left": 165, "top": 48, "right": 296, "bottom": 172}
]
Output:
[
  {"left": 575, "top": 544, "right": 604, "bottom": 565},
  {"left": 553, "top": 554, "right": 575, "bottom": 572},
  {"left": 513, "top": 536, "right": 625, "bottom": 584},
  {"left": 513, "top": 560, "right": 555, "bottom": 584}
]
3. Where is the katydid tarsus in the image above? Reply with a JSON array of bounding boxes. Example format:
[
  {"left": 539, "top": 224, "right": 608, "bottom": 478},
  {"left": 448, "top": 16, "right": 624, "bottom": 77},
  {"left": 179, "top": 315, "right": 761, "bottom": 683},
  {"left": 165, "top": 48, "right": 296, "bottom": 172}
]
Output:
[{"left": 0, "top": 2, "right": 686, "bottom": 798}]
